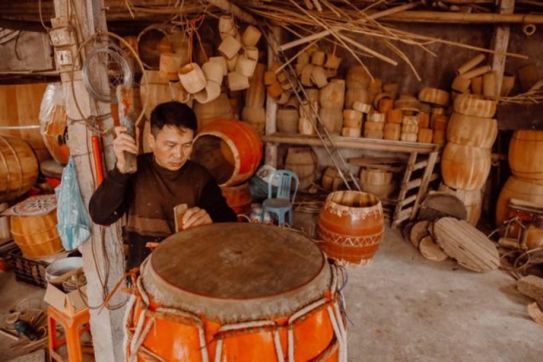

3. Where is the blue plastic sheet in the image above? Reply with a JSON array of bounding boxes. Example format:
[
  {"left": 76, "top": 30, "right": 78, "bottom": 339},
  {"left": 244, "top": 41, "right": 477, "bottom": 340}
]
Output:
[{"left": 55, "top": 158, "right": 92, "bottom": 250}]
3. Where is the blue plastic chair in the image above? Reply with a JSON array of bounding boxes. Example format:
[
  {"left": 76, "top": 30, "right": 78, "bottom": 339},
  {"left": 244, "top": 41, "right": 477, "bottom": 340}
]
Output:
[{"left": 262, "top": 170, "right": 299, "bottom": 226}]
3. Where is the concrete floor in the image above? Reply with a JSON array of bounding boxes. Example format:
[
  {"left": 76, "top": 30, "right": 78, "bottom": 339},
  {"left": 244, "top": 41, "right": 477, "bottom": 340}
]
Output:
[
  {"left": 345, "top": 227, "right": 543, "bottom": 361},
  {"left": 1, "top": 227, "right": 542, "bottom": 361}
]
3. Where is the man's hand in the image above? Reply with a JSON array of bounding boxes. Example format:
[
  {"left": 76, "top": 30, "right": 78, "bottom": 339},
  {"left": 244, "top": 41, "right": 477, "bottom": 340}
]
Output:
[
  {"left": 181, "top": 207, "right": 212, "bottom": 230},
  {"left": 113, "top": 126, "right": 138, "bottom": 174}
]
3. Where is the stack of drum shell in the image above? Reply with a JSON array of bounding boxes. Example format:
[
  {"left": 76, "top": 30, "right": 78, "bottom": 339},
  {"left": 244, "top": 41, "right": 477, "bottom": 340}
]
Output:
[
  {"left": 496, "top": 130, "right": 543, "bottom": 226},
  {"left": 364, "top": 111, "right": 385, "bottom": 139},
  {"left": 400, "top": 115, "right": 418, "bottom": 142},
  {"left": 441, "top": 94, "right": 497, "bottom": 225},
  {"left": 417, "top": 87, "right": 450, "bottom": 144}
]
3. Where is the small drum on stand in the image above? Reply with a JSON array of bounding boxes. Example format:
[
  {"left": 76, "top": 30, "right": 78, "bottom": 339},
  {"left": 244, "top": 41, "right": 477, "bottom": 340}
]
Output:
[{"left": 125, "top": 223, "right": 347, "bottom": 361}]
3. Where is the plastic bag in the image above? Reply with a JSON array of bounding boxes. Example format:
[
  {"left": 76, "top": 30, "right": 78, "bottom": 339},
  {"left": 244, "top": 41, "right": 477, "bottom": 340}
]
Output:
[
  {"left": 55, "top": 158, "right": 92, "bottom": 250},
  {"left": 39, "top": 83, "right": 70, "bottom": 165}
]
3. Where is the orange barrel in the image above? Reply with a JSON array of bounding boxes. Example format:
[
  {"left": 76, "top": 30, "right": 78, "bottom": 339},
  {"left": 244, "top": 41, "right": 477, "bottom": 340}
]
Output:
[
  {"left": 192, "top": 119, "right": 262, "bottom": 187},
  {"left": 317, "top": 191, "right": 384, "bottom": 265},
  {"left": 0, "top": 83, "right": 50, "bottom": 161},
  {"left": 496, "top": 176, "right": 543, "bottom": 226},
  {"left": 0, "top": 136, "right": 39, "bottom": 202},
  {"left": 508, "top": 130, "right": 543, "bottom": 181},
  {"left": 441, "top": 142, "right": 491, "bottom": 191},
  {"left": 220, "top": 182, "right": 252, "bottom": 215},
  {"left": 9, "top": 194, "right": 63, "bottom": 259},
  {"left": 125, "top": 224, "right": 345, "bottom": 361}
]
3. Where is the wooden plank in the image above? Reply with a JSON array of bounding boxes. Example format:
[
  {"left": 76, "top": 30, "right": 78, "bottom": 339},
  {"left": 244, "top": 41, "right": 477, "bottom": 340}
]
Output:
[
  {"left": 491, "top": 0, "right": 515, "bottom": 97},
  {"left": 393, "top": 208, "right": 414, "bottom": 227},
  {"left": 401, "top": 194, "right": 417, "bottom": 207},
  {"left": 411, "top": 151, "right": 439, "bottom": 220},
  {"left": 433, "top": 217, "right": 500, "bottom": 272},
  {"left": 407, "top": 173, "right": 438, "bottom": 191},
  {"left": 392, "top": 152, "right": 418, "bottom": 225},
  {"left": 412, "top": 160, "right": 428, "bottom": 171},
  {"left": 263, "top": 134, "right": 439, "bottom": 154}
]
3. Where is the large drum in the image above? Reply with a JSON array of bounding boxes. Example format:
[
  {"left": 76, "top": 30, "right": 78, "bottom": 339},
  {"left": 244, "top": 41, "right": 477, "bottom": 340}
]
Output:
[{"left": 125, "top": 223, "right": 347, "bottom": 361}]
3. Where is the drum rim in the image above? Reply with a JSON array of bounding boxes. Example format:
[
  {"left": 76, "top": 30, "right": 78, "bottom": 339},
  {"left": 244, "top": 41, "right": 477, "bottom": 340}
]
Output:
[{"left": 140, "top": 223, "right": 332, "bottom": 323}]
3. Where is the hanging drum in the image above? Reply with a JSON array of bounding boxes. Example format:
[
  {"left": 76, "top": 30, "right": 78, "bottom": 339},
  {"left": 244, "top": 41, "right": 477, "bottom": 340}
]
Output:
[
  {"left": 192, "top": 119, "right": 262, "bottom": 187},
  {"left": 125, "top": 223, "right": 347, "bottom": 361}
]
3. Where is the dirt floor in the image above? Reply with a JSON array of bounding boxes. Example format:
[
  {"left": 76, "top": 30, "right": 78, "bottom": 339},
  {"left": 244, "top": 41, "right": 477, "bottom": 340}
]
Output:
[{"left": 1, "top": 226, "right": 543, "bottom": 361}]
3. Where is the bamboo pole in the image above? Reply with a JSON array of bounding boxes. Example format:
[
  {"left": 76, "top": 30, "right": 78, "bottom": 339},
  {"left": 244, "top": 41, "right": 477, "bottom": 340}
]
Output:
[{"left": 381, "top": 10, "right": 543, "bottom": 24}]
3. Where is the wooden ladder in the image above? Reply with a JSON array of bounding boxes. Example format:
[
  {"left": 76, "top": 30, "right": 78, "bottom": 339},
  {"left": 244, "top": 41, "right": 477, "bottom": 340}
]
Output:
[{"left": 392, "top": 151, "right": 440, "bottom": 228}]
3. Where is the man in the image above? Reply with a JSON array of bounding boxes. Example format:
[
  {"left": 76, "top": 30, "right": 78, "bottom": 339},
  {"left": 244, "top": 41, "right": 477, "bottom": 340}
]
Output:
[{"left": 89, "top": 101, "right": 237, "bottom": 268}]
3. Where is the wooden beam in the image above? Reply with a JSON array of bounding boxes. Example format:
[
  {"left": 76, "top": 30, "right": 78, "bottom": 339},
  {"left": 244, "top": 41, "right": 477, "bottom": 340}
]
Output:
[
  {"left": 263, "top": 134, "right": 439, "bottom": 154},
  {"left": 265, "top": 26, "right": 280, "bottom": 167},
  {"left": 52, "top": 1, "right": 126, "bottom": 361},
  {"left": 491, "top": 0, "right": 515, "bottom": 97}
]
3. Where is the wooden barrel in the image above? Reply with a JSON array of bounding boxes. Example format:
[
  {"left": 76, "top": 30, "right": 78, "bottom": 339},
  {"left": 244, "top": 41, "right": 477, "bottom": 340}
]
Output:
[
  {"left": 220, "top": 182, "right": 252, "bottom": 215},
  {"left": 447, "top": 113, "right": 497, "bottom": 148},
  {"left": 0, "top": 83, "right": 50, "bottom": 161},
  {"left": 0, "top": 136, "right": 39, "bottom": 202},
  {"left": 321, "top": 167, "right": 343, "bottom": 191},
  {"left": 359, "top": 169, "right": 395, "bottom": 200},
  {"left": 438, "top": 184, "right": 483, "bottom": 225},
  {"left": 441, "top": 142, "right": 491, "bottom": 190},
  {"left": 193, "top": 94, "right": 234, "bottom": 130},
  {"left": 496, "top": 176, "right": 543, "bottom": 226},
  {"left": 10, "top": 195, "right": 63, "bottom": 259},
  {"left": 317, "top": 191, "right": 384, "bottom": 265},
  {"left": 276, "top": 109, "right": 299, "bottom": 134},
  {"left": 284, "top": 147, "right": 317, "bottom": 190},
  {"left": 508, "top": 130, "right": 543, "bottom": 181},
  {"left": 192, "top": 119, "right": 262, "bottom": 187}
]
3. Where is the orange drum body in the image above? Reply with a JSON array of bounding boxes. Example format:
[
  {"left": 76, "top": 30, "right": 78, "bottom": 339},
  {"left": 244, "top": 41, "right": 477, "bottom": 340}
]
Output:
[
  {"left": 318, "top": 191, "right": 384, "bottom": 265},
  {"left": 220, "top": 182, "right": 252, "bottom": 215},
  {"left": 192, "top": 120, "right": 262, "bottom": 187},
  {"left": 125, "top": 224, "right": 346, "bottom": 361}
]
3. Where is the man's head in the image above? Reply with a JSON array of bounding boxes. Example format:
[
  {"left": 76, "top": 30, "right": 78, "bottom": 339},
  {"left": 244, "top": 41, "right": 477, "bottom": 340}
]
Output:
[{"left": 148, "top": 101, "right": 197, "bottom": 171}]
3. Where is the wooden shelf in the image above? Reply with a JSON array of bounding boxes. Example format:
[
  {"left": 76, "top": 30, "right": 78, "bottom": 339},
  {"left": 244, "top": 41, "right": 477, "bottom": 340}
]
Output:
[{"left": 263, "top": 133, "right": 441, "bottom": 154}]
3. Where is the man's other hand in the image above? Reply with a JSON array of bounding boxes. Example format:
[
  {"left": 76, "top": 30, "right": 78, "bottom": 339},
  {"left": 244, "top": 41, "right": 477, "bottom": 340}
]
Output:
[{"left": 181, "top": 207, "right": 212, "bottom": 230}]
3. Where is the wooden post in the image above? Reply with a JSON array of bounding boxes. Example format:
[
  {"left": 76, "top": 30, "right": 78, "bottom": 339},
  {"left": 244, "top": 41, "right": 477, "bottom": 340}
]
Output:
[
  {"left": 491, "top": 0, "right": 515, "bottom": 97},
  {"left": 52, "top": 1, "right": 126, "bottom": 361},
  {"left": 265, "top": 26, "right": 281, "bottom": 167}
]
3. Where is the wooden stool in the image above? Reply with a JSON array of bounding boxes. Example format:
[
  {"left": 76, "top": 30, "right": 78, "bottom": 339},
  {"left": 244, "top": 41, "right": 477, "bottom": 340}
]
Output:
[{"left": 47, "top": 305, "right": 91, "bottom": 362}]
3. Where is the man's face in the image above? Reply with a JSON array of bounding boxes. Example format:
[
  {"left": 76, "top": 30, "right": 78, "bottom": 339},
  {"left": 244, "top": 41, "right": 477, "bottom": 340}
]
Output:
[{"left": 148, "top": 125, "right": 194, "bottom": 171}]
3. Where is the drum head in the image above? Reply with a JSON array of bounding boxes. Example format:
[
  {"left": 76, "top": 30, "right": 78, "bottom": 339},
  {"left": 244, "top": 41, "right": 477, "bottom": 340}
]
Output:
[{"left": 141, "top": 223, "right": 331, "bottom": 323}]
